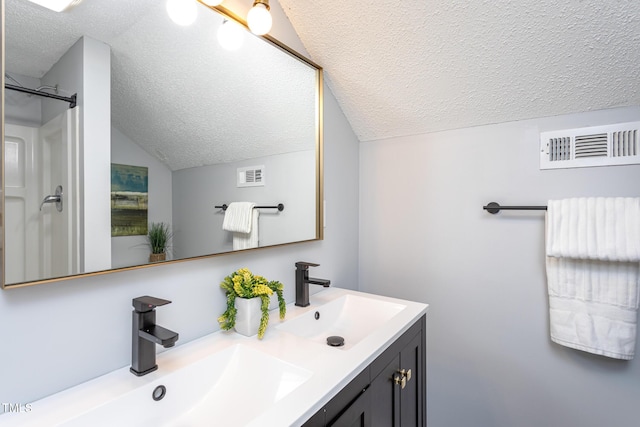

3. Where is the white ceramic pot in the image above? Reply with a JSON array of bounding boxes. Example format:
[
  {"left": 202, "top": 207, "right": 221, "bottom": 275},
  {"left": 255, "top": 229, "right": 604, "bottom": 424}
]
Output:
[{"left": 234, "top": 297, "right": 262, "bottom": 337}]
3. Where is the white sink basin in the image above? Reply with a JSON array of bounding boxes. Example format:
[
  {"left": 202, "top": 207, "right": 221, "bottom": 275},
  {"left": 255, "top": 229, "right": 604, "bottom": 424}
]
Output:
[
  {"left": 60, "top": 344, "right": 312, "bottom": 427},
  {"left": 277, "top": 294, "right": 406, "bottom": 349},
  {"left": 2, "top": 290, "right": 427, "bottom": 427}
]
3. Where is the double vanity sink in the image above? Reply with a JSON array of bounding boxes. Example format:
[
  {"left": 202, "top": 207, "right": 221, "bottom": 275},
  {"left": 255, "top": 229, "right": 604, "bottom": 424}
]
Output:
[
  {"left": 278, "top": 293, "right": 407, "bottom": 350},
  {"left": 1, "top": 289, "right": 427, "bottom": 426}
]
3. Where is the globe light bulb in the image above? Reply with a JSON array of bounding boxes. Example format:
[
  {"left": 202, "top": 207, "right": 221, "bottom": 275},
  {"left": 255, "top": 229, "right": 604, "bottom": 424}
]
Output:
[
  {"left": 202, "top": 0, "right": 223, "bottom": 5},
  {"left": 217, "top": 20, "right": 245, "bottom": 51},
  {"left": 166, "top": 0, "right": 198, "bottom": 26},
  {"left": 247, "top": 2, "right": 272, "bottom": 35}
]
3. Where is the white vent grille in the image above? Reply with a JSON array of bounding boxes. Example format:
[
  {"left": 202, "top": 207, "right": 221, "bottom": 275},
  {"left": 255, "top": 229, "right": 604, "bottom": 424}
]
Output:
[
  {"left": 237, "top": 165, "right": 265, "bottom": 187},
  {"left": 549, "top": 137, "right": 571, "bottom": 161},
  {"left": 245, "top": 169, "right": 260, "bottom": 183},
  {"left": 540, "top": 122, "right": 640, "bottom": 169},
  {"left": 612, "top": 130, "right": 638, "bottom": 157},
  {"left": 574, "top": 133, "right": 608, "bottom": 158}
]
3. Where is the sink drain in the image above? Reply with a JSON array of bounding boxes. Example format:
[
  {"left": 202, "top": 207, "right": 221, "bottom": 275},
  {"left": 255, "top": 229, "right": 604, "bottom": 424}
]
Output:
[
  {"left": 152, "top": 385, "right": 167, "bottom": 401},
  {"left": 327, "top": 336, "right": 345, "bottom": 347}
]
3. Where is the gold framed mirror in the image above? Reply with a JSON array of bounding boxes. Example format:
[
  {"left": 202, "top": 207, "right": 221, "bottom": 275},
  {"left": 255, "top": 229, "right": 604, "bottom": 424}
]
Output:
[{"left": 1, "top": 0, "right": 323, "bottom": 288}]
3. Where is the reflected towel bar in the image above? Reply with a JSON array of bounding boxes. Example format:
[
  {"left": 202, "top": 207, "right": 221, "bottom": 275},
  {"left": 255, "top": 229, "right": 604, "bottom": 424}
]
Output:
[
  {"left": 216, "top": 203, "right": 284, "bottom": 212},
  {"left": 483, "top": 202, "right": 547, "bottom": 214},
  {"left": 5, "top": 83, "right": 77, "bottom": 108}
]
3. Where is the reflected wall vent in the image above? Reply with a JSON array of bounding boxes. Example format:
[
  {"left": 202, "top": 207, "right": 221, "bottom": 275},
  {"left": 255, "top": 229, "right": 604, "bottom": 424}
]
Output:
[
  {"left": 540, "top": 122, "right": 640, "bottom": 169},
  {"left": 237, "top": 165, "right": 265, "bottom": 187}
]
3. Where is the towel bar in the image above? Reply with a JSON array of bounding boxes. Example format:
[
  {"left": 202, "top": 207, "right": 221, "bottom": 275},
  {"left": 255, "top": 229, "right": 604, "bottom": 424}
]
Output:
[
  {"left": 483, "top": 202, "right": 547, "bottom": 214},
  {"left": 216, "top": 203, "right": 284, "bottom": 212}
]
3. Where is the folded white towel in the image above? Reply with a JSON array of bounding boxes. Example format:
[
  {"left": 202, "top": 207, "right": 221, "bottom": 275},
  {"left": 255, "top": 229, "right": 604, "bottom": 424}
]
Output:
[
  {"left": 233, "top": 209, "right": 260, "bottom": 250},
  {"left": 546, "top": 197, "right": 640, "bottom": 360},
  {"left": 546, "top": 197, "right": 640, "bottom": 262},
  {"left": 222, "top": 202, "right": 256, "bottom": 234},
  {"left": 546, "top": 257, "right": 639, "bottom": 359}
]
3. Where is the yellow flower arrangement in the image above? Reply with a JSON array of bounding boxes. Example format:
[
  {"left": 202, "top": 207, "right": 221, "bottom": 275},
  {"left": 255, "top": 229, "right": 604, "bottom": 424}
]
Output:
[{"left": 218, "top": 268, "right": 286, "bottom": 339}]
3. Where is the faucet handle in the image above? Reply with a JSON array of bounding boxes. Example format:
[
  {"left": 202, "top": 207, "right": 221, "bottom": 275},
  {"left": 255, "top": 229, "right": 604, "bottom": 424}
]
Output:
[
  {"left": 133, "top": 296, "right": 172, "bottom": 313},
  {"left": 295, "top": 261, "right": 320, "bottom": 270}
]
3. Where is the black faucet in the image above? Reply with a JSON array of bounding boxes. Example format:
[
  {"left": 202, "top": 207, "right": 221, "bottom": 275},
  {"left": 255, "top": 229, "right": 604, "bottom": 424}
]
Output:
[
  {"left": 130, "top": 296, "right": 179, "bottom": 376},
  {"left": 295, "top": 262, "right": 331, "bottom": 307}
]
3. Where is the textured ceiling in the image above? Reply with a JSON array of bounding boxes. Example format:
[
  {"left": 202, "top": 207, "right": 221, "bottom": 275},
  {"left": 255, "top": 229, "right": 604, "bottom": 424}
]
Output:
[
  {"left": 278, "top": 0, "right": 640, "bottom": 142},
  {"left": 5, "top": 0, "right": 316, "bottom": 170}
]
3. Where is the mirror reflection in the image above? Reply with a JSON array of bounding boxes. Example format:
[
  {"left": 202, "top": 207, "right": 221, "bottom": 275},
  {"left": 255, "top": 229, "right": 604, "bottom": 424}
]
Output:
[{"left": 3, "top": 0, "right": 322, "bottom": 287}]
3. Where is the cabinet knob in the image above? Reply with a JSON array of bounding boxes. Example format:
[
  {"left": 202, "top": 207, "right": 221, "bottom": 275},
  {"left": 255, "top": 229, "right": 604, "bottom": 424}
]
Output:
[
  {"left": 396, "top": 368, "right": 412, "bottom": 388},
  {"left": 405, "top": 369, "right": 412, "bottom": 382},
  {"left": 394, "top": 374, "right": 407, "bottom": 389},
  {"left": 398, "top": 369, "right": 411, "bottom": 380}
]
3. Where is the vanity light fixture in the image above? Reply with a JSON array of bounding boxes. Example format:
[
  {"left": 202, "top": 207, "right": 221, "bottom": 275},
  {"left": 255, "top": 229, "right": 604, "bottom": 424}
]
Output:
[
  {"left": 27, "top": 0, "right": 82, "bottom": 12},
  {"left": 247, "top": 0, "right": 272, "bottom": 35},
  {"left": 166, "top": 0, "right": 198, "bottom": 26},
  {"left": 217, "top": 19, "right": 245, "bottom": 51}
]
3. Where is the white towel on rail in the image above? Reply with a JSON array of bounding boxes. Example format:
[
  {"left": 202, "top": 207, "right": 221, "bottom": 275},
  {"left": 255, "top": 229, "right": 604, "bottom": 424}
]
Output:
[
  {"left": 232, "top": 209, "right": 260, "bottom": 250},
  {"left": 546, "top": 197, "right": 640, "bottom": 360},
  {"left": 546, "top": 197, "right": 640, "bottom": 262},
  {"left": 221, "top": 202, "right": 259, "bottom": 250},
  {"left": 222, "top": 202, "right": 256, "bottom": 234}
]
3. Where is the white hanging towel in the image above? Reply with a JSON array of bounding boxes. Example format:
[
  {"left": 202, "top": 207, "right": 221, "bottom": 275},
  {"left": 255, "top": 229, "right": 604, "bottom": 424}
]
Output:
[
  {"left": 545, "top": 197, "right": 640, "bottom": 360},
  {"left": 222, "top": 202, "right": 259, "bottom": 250},
  {"left": 232, "top": 209, "right": 259, "bottom": 250}
]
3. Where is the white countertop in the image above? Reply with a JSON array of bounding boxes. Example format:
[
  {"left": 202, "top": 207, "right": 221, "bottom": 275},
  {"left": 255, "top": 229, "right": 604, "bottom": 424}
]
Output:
[{"left": 0, "top": 288, "right": 428, "bottom": 426}]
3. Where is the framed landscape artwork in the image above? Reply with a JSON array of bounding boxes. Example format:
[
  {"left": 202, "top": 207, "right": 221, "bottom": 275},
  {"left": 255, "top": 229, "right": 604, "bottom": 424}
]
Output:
[{"left": 111, "top": 163, "right": 149, "bottom": 236}]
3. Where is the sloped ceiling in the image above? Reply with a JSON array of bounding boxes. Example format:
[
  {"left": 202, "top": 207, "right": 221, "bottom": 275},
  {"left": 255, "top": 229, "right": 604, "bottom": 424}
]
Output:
[
  {"left": 278, "top": 0, "right": 640, "bottom": 142},
  {"left": 5, "top": 0, "right": 316, "bottom": 170}
]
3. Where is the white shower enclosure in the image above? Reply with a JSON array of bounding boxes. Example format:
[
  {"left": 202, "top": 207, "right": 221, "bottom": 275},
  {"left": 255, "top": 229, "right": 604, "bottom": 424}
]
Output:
[{"left": 4, "top": 108, "right": 81, "bottom": 283}]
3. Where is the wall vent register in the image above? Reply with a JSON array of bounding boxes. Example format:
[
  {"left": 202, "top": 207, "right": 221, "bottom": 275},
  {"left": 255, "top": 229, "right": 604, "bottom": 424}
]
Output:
[
  {"left": 237, "top": 165, "right": 265, "bottom": 187},
  {"left": 540, "top": 121, "right": 640, "bottom": 169}
]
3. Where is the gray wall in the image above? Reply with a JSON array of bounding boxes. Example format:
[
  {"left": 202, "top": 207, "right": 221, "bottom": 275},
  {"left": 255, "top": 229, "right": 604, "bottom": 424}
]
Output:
[
  {"left": 0, "top": 3, "right": 360, "bottom": 407},
  {"left": 359, "top": 106, "right": 640, "bottom": 427}
]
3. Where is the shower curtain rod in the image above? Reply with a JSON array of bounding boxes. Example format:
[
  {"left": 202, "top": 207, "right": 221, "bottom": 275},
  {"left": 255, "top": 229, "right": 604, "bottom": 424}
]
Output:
[
  {"left": 5, "top": 83, "right": 77, "bottom": 108},
  {"left": 216, "top": 203, "right": 285, "bottom": 212},
  {"left": 483, "top": 202, "right": 547, "bottom": 214}
]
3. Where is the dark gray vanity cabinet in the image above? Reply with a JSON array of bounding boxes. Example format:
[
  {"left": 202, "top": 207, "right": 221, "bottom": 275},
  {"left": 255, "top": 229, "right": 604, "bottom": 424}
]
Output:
[
  {"left": 302, "top": 315, "right": 426, "bottom": 427},
  {"left": 369, "top": 321, "right": 425, "bottom": 427}
]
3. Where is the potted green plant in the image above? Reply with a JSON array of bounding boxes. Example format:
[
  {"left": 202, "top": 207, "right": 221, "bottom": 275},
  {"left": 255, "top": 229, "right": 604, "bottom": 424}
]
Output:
[
  {"left": 147, "top": 222, "right": 172, "bottom": 263},
  {"left": 218, "top": 268, "right": 286, "bottom": 339}
]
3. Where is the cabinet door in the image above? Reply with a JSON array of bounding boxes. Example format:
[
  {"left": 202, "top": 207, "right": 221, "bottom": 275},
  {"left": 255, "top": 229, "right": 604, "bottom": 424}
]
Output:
[
  {"left": 399, "top": 332, "right": 423, "bottom": 427},
  {"left": 370, "top": 353, "right": 400, "bottom": 427},
  {"left": 328, "top": 387, "right": 371, "bottom": 427},
  {"left": 370, "top": 329, "right": 425, "bottom": 427}
]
